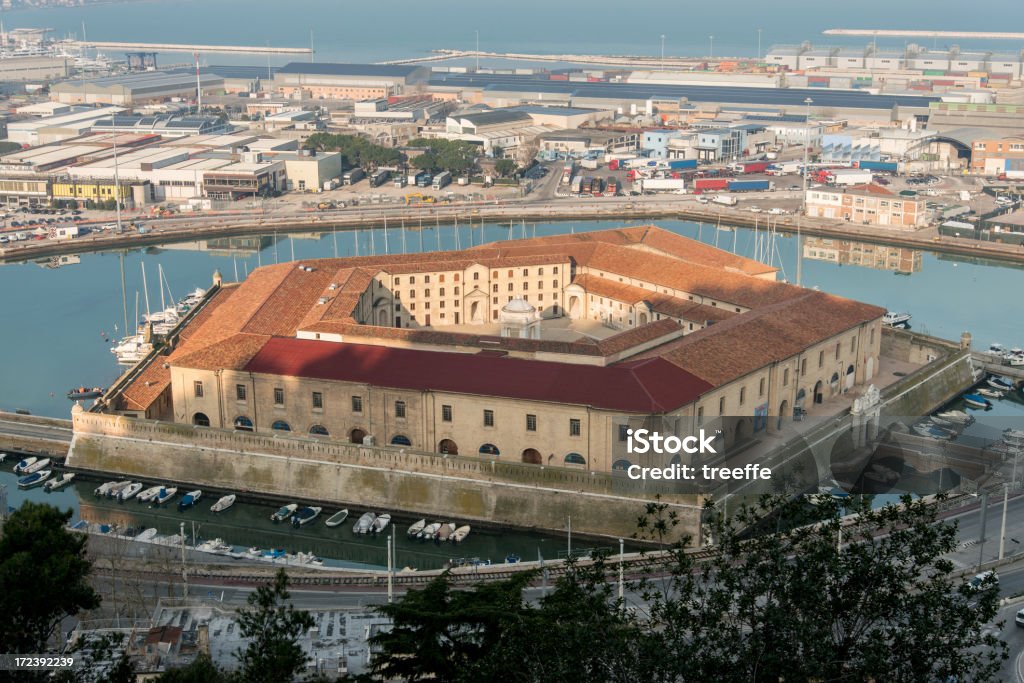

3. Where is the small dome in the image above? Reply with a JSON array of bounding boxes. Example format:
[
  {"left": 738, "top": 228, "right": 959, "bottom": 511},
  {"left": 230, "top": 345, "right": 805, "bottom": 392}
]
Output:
[{"left": 502, "top": 298, "right": 536, "bottom": 314}]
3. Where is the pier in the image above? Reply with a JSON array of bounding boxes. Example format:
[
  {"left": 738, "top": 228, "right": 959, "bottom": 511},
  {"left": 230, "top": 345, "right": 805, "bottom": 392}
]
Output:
[
  {"left": 72, "top": 40, "right": 311, "bottom": 55},
  {"left": 381, "top": 49, "right": 719, "bottom": 68},
  {"left": 824, "top": 29, "right": 1024, "bottom": 40}
]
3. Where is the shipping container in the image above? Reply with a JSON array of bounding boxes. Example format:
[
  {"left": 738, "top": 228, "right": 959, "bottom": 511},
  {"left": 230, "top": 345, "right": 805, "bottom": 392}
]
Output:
[
  {"left": 694, "top": 178, "right": 729, "bottom": 191},
  {"left": 342, "top": 168, "right": 366, "bottom": 185},
  {"left": 606, "top": 177, "right": 618, "bottom": 195},
  {"left": 432, "top": 171, "right": 451, "bottom": 190},
  {"left": 856, "top": 161, "right": 899, "bottom": 173},
  {"left": 370, "top": 169, "right": 390, "bottom": 187},
  {"left": 638, "top": 178, "right": 687, "bottom": 192},
  {"left": 727, "top": 179, "right": 773, "bottom": 192},
  {"left": 608, "top": 159, "right": 620, "bottom": 171},
  {"left": 665, "top": 159, "right": 698, "bottom": 170}
]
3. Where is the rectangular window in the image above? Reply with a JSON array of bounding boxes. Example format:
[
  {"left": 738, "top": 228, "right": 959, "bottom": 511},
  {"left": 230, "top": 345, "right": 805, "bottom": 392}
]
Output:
[
  {"left": 442, "top": 404, "right": 453, "bottom": 422},
  {"left": 527, "top": 414, "right": 537, "bottom": 432},
  {"left": 424, "top": 289, "right": 430, "bottom": 297},
  {"left": 783, "top": 368, "right": 790, "bottom": 386},
  {"left": 523, "top": 282, "right": 529, "bottom": 291},
  {"left": 522, "top": 268, "right": 529, "bottom": 276},
  {"left": 508, "top": 283, "right": 514, "bottom": 292},
  {"left": 236, "top": 384, "right": 247, "bottom": 401},
  {"left": 569, "top": 418, "right": 581, "bottom": 436},
  {"left": 395, "top": 400, "right": 406, "bottom": 418},
  {"left": 493, "top": 284, "right": 499, "bottom": 293},
  {"left": 312, "top": 391, "right": 323, "bottom": 409},
  {"left": 439, "top": 288, "right": 445, "bottom": 296},
  {"left": 273, "top": 387, "right": 284, "bottom": 405},
  {"left": 759, "top": 378, "right": 765, "bottom": 397},
  {"left": 801, "top": 358, "right": 808, "bottom": 376},
  {"left": 552, "top": 280, "right": 558, "bottom": 288},
  {"left": 193, "top": 380, "right": 204, "bottom": 398},
  {"left": 850, "top": 335, "right": 857, "bottom": 352},
  {"left": 553, "top": 267, "right": 559, "bottom": 274},
  {"left": 835, "top": 343, "right": 841, "bottom": 360},
  {"left": 473, "top": 272, "right": 480, "bottom": 280},
  {"left": 719, "top": 396, "right": 726, "bottom": 415},
  {"left": 618, "top": 424, "right": 629, "bottom": 441},
  {"left": 697, "top": 406, "right": 704, "bottom": 425},
  {"left": 818, "top": 350, "right": 824, "bottom": 368},
  {"left": 739, "top": 387, "right": 746, "bottom": 405},
  {"left": 424, "top": 275, "right": 431, "bottom": 284},
  {"left": 483, "top": 409, "right": 494, "bottom": 427},
  {"left": 352, "top": 395, "right": 363, "bottom": 413}
]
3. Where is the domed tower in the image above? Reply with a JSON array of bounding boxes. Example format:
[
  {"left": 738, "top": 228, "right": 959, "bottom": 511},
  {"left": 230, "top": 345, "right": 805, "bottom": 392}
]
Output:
[
  {"left": 499, "top": 298, "right": 541, "bottom": 339},
  {"left": 212, "top": 269, "right": 223, "bottom": 287}
]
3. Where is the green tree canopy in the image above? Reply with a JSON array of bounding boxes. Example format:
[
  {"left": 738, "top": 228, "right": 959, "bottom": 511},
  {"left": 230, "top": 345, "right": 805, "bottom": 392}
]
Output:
[
  {"left": 0, "top": 502, "right": 100, "bottom": 661},
  {"left": 405, "top": 138, "right": 478, "bottom": 175},
  {"left": 494, "top": 158, "right": 517, "bottom": 177},
  {"left": 233, "top": 568, "right": 315, "bottom": 683},
  {"left": 303, "top": 133, "right": 401, "bottom": 169}
]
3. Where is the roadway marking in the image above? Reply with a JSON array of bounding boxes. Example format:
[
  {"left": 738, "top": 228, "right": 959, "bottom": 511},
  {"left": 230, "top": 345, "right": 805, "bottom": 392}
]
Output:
[{"left": 1015, "top": 647, "right": 1024, "bottom": 683}]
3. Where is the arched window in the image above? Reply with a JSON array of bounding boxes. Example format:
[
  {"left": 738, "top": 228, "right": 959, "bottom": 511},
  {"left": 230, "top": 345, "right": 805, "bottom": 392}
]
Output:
[
  {"left": 309, "top": 424, "right": 329, "bottom": 436},
  {"left": 272, "top": 420, "right": 291, "bottom": 431},
  {"left": 192, "top": 412, "right": 210, "bottom": 427},
  {"left": 438, "top": 439, "right": 458, "bottom": 455},
  {"left": 391, "top": 435, "right": 412, "bottom": 446},
  {"left": 564, "top": 452, "right": 586, "bottom": 465},
  {"left": 234, "top": 416, "right": 253, "bottom": 431},
  {"left": 479, "top": 443, "right": 500, "bottom": 456},
  {"left": 612, "top": 459, "right": 632, "bottom": 471}
]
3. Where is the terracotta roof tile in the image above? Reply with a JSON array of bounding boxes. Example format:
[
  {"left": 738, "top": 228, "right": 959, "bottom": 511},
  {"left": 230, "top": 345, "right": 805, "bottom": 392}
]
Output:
[{"left": 572, "top": 273, "right": 737, "bottom": 324}]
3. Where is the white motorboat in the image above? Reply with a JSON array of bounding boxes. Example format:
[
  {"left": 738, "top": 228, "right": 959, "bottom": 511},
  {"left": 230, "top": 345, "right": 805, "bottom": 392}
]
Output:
[
  {"left": 371, "top": 513, "right": 391, "bottom": 534},
  {"left": 977, "top": 388, "right": 1004, "bottom": 400},
  {"left": 936, "top": 410, "right": 973, "bottom": 424},
  {"left": 292, "top": 506, "right": 322, "bottom": 527},
  {"left": 882, "top": 311, "right": 911, "bottom": 327},
  {"left": 451, "top": 525, "right": 471, "bottom": 543},
  {"left": 154, "top": 487, "right": 178, "bottom": 505},
  {"left": 407, "top": 519, "right": 426, "bottom": 537},
  {"left": 929, "top": 416, "right": 953, "bottom": 427},
  {"left": 135, "top": 528, "right": 159, "bottom": 542},
  {"left": 963, "top": 394, "right": 993, "bottom": 410},
  {"left": 13, "top": 456, "right": 38, "bottom": 474},
  {"left": 1004, "top": 429, "right": 1024, "bottom": 444},
  {"left": 989, "top": 343, "right": 1006, "bottom": 355},
  {"left": 271, "top": 503, "right": 298, "bottom": 523},
  {"left": 0, "top": 453, "right": 6, "bottom": 463},
  {"left": 418, "top": 522, "right": 442, "bottom": 541},
  {"left": 22, "top": 457, "right": 50, "bottom": 475},
  {"left": 118, "top": 482, "right": 143, "bottom": 501},
  {"left": 436, "top": 523, "right": 455, "bottom": 542},
  {"left": 352, "top": 512, "right": 377, "bottom": 534},
  {"left": 18, "top": 470, "right": 51, "bottom": 489},
  {"left": 211, "top": 494, "right": 236, "bottom": 513},
  {"left": 324, "top": 509, "right": 349, "bottom": 527},
  {"left": 44, "top": 472, "right": 75, "bottom": 491},
  {"left": 136, "top": 485, "right": 162, "bottom": 503}
]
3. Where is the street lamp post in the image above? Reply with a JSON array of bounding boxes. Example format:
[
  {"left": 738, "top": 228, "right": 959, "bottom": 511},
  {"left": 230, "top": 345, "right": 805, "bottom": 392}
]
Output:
[
  {"left": 757, "top": 28, "right": 763, "bottom": 62},
  {"left": 709, "top": 35, "right": 714, "bottom": 61},
  {"left": 660, "top": 34, "right": 666, "bottom": 71}
]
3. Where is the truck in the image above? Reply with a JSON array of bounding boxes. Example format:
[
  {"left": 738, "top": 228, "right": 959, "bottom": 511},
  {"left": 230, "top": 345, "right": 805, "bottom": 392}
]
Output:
[
  {"left": 591, "top": 177, "right": 604, "bottom": 194},
  {"left": 580, "top": 158, "right": 599, "bottom": 170},
  {"left": 664, "top": 159, "right": 698, "bottom": 170},
  {"left": 408, "top": 171, "right": 429, "bottom": 186},
  {"left": 727, "top": 179, "right": 774, "bottom": 192},
  {"left": 638, "top": 178, "right": 687, "bottom": 193},
  {"left": 711, "top": 195, "right": 738, "bottom": 206},
  {"left": 432, "top": 171, "right": 451, "bottom": 190},
  {"left": 693, "top": 178, "right": 729, "bottom": 192},
  {"left": 561, "top": 162, "right": 576, "bottom": 185},
  {"left": 417, "top": 173, "right": 433, "bottom": 187},
  {"left": 342, "top": 168, "right": 366, "bottom": 185},
  {"left": 766, "top": 162, "right": 800, "bottom": 176},
  {"left": 856, "top": 160, "right": 899, "bottom": 174},
  {"left": 827, "top": 168, "right": 873, "bottom": 186},
  {"left": 605, "top": 177, "right": 618, "bottom": 195},
  {"left": 369, "top": 169, "right": 390, "bottom": 188},
  {"left": 608, "top": 159, "right": 621, "bottom": 171},
  {"left": 393, "top": 175, "right": 408, "bottom": 189},
  {"left": 571, "top": 176, "right": 583, "bottom": 195},
  {"left": 729, "top": 160, "right": 772, "bottom": 174}
]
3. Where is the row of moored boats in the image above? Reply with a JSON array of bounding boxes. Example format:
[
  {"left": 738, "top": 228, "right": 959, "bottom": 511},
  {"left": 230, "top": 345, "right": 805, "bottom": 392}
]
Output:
[
  {"left": 268, "top": 504, "right": 472, "bottom": 542},
  {"left": 989, "top": 343, "right": 1024, "bottom": 367},
  {"left": 6, "top": 454, "right": 75, "bottom": 491},
  {"left": 93, "top": 479, "right": 236, "bottom": 513}
]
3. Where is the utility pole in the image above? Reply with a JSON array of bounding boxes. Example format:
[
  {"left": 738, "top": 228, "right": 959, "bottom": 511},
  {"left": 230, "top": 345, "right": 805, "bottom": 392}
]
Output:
[
  {"left": 660, "top": 34, "right": 666, "bottom": 71},
  {"left": 111, "top": 109, "right": 123, "bottom": 234},
  {"left": 618, "top": 538, "right": 625, "bottom": 601},
  {"left": 977, "top": 491, "right": 990, "bottom": 569},
  {"left": 999, "top": 483, "right": 1010, "bottom": 560},
  {"left": 387, "top": 532, "right": 394, "bottom": 603}
]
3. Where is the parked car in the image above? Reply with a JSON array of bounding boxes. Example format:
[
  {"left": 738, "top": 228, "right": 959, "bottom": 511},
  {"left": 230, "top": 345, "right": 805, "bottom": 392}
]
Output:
[{"left": 1016, "top": 608, "right": 1024, "bottom": 628}]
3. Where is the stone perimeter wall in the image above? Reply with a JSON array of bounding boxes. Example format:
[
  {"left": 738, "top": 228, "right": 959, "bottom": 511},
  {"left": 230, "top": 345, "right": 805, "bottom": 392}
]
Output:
[{"left": 69, "top": 412, "right": 702, "bottom": 541}]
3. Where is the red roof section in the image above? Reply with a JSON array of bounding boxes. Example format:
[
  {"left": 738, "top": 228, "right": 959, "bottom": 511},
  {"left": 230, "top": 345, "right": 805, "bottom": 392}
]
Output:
[{"left": 245, "top": 337, "right": 713, "bottom": 413}]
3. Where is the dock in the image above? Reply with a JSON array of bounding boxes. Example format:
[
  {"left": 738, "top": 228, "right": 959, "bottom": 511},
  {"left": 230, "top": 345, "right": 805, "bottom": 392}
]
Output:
[
  {"left": 72, "top": 40, "right": 311, "bottom": 55},
  {"left": 824, "top": 29, "right": 1024, "bottom": 40},
  {"left": 381, "top": 49, "right": 719, "bottom": 68}
]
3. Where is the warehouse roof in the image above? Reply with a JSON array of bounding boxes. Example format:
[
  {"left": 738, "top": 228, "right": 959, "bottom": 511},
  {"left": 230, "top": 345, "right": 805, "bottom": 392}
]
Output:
[{"left": 276, "top": 62, "right": 421, "bottom": 78}]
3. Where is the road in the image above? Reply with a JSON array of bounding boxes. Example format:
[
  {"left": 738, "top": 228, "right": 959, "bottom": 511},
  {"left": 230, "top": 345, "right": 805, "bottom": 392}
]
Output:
[
  {"left": 945, "top": 493, "right": 1024, "bottom": 572},
  {"left": 0, "top": 416, "right": 72, "bottom": 444}
]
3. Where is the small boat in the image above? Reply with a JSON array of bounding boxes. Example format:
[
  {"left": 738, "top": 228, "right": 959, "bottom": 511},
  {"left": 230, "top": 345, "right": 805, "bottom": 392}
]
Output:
[
  {"left": 882, "top": 311, "right": 911, "bottom": 327},
  {"left": 1007, "top": 354, "right": 1024, "bottom": 367},
  {"left": 118, "top": 481, "right": 144, "bottom": 501},
  {"left": 352, "top": 512, "right": 376, "bottom": 534},
  {"left": 451, "top": 525, "right": 471, "bottom": 543},
  {"left": 18, "top": 470, "right": 51, "bottom": 489},
  {"left": 177, "top": 490, "right": 202, "bottom": 511},
  {"left": 963, "top": 394, "right": 993, "bottom": 410},
  {"left": 14, "top": 456, "right": 38, "bottom": 474},
  {"left": 407, "top": 519, "right": 426, "bottom": 537},
  {"left": 67, "top": 386, "right": 103, "bottom": 400},
  {"left": 154, "top": 487, "right": 178, "bottom": 505},
  {"left": 436, "top": 523, "right": 455, "bottom": 542},
  {"left": 418, "top": 522, "right": 442, "bottom": 541},
  {"left": 211, "top": 494, "right": 236, "bottom": 513},
  {"left": 136, "top": 485, "right": 162, "bottom": 503},
  {"left": 324, "top": 509, "right": 349, "bottom": 527},
  {"left": 371, "top": 513, "right": 392, "bottom": 534},
  {"left": 292, "top": 506, "right": 322, "bottom": 527},
  {"left": 988, "top": 376, "right": 1016, "bottom": 391},
  {"left": 271, "top": 503, "right": 298, "bottom": 523},
  {"left": 989, "top": 343, "right": 1006, "bottom": 355},
  {"left": 913, "top": 423, "right": 953, "bottom": 440},
  {"left": 929, "top": 416, "right": 953, "bottom": 427},
  {"left": 135, "top": 528, "right": 159, "bottom": 542},
  {"left": 22, "top": 457, "right": 50, "bottom": 475},
  {"left": 937, "top": 410, "right": 973, "bottom": 424},
  {"left": 0, "top": 453, "right": 6, "bottom": 463},
  {"left": 977, "top": 388, "right": 1004, "bottom": 400},
  {"left": 44, "top": 472, "right": 75, "bottom": 491},
  {"left": 505, "top": 554, "right": 521, "bottom": 564}
]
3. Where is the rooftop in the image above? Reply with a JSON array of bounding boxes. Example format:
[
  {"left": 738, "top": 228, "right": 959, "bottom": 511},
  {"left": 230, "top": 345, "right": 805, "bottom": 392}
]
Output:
[{"left": 276, "top": 62, "right": 422, "bottom": 78}]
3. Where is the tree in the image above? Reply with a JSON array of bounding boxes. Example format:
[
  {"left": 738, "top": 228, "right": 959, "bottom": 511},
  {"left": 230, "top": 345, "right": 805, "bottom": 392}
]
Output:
[
  {"left": 303, "top": 133, "right": 401, "bottom": 169},
  {"left": 494, "top": 159, "right": 517, "bottom": 177},
  {"left": 405, "top": 138, "right": 478, "bottom": 175},
  {"left": 233, "top": 569, "right": 315, "bottom": 683},
  {"left": 643, "top": 493, "right": 1007, "bottom": 682},
  {"left": 0, "top": 502, "right": 100, "bottom": 666}
]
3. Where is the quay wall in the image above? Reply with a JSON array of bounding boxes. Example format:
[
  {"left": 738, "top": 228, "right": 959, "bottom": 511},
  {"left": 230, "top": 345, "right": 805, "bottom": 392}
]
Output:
[
  {"left": 879, "top": 330, "right": 975, "bottom": 418},
  {"left": 68, "top": 413, "right": 702, "bottom": 541}
]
